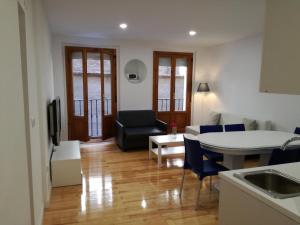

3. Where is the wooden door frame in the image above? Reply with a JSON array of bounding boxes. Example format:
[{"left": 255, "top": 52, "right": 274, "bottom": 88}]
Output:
[
  {"left": 101, "top": 48, "right": 117, "bottom": 139},
  {"left": 65, "top": 46, "right": 89, "bottom": 141},
  {"left": 153, "top": 51, "right": 193, "bottom": 131},
  {"left": 65, "top": 46, "right": 117, "bottom": 141}
]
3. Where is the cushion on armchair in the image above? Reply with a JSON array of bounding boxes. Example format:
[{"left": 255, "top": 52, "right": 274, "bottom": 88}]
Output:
[
  {"left": 124, "top": 127, "right": 165, "bottom": 139},
  {"left": 243, "top": 118, "right": 257, "bottom": 130},
  {"left": 117, "top": 110, "right": 156, "bottom": 127},
  {"left": 207, "top": 111, "right": 221, "bottom": 125}
]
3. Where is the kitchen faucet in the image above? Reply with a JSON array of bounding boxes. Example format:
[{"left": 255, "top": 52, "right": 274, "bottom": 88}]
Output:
[{"left": 281, "top": 136, "right": 300, "bottom": 151}]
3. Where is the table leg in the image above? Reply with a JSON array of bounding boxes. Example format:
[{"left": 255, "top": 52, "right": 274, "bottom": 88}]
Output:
[
  {"left": 259, "top": 153, "right": 271, "bottom": 166},
  {"left": 158, "top": 145, "right": 162, "bottom": 168},
  {"left": 223, "top": 155, "right": 245, "bottom": 170},
  {"left": 149, "top": 139, "right": 153, "bottom": 160}
]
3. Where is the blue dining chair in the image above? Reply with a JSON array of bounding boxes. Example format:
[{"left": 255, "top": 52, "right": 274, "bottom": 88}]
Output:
[
  {"left": 268, "top": 149, "right": 300, "bottom": 165},
  {"left": 179, "top": 135, "right": 227, "bottom": 209},
  {"left": 269, "top": 129, "right": 300, "bottom": 165},
  {"left": 200, "top": 125, "right": 224, "bottom": 162},
  {"left": 224, "top": 123, "right": 245, "bottom": 132}
]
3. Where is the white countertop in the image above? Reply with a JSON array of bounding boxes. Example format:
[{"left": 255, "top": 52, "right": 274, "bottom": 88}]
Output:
[{"left": 220, "top": 162, "right": 300, "bottom": 223}]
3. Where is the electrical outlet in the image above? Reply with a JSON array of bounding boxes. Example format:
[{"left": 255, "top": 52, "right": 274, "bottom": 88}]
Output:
[{"left": 30, "top": 117, "right": 36, "bottom": 127}]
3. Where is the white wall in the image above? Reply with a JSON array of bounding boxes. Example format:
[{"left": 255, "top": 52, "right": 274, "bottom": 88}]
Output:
[
  {"left": 22, "top": 0, "right": 44, "bottom": 223},
  {"left": 194, "top": 35, "right": 300, "bottom": 132},
  {"left": 192, "top": 47, "right": 223, "bottom": 124},
  {"left": 53, "top": 33, "right": 300, "bottom": 139},
  {"left": 52, "top": 35, "right": 202, "bottom": 140},
  {"left": 31, "top": 0, "right": 55, "bottom": 209},
  {"left": 0, "top": 0, "right": 55, "bottom": 224},
  {"left": 0, "top": 1, "right": 32, "bottom": 224},
  {"left": 23, "top": 0, "right": 55, "bottom": 222}
]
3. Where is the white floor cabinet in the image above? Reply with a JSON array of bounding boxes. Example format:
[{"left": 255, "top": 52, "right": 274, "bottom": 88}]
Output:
[{"left": 51, "top": 141, "right": 82, "bottom": 187}]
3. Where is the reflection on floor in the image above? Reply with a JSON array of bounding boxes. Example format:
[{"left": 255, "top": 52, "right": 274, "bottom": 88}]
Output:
[{"left": 44, "top": 139, "right": 258, "bottom": 225}]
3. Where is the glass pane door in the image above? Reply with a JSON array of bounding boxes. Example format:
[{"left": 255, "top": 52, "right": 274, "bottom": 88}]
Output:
[
  {"left": 175, "top": 58, "right": 188, "bottom": 111},
  {"left": 87, "top": 52, "right": 101, "bottom": 137},
  {"left": 101, "top": 50, "right": 117, "bottom": 140},
  {"left": 103, "top": 54, "right": 112, "bottom": 116},
  {"left": 72, "top": 51, "right": 84, "bottom": 116},
  {"left": 153, "top": 51, "right": 193, "bottom": 133},
  {"left": 66, "top": 47, "right": 117, "bottom": 141},
  {"left": 157, "top": 57, "right": 171, "bottom": 112}
]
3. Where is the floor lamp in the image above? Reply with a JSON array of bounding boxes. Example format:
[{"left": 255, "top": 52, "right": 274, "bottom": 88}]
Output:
[{"left": 197, "top": 83, "right": 210, "bottom": 123}]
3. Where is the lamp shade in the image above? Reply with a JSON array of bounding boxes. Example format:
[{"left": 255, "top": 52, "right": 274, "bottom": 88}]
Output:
[{"left": 197, "top": 82, "right": 210, "bottom": 92}]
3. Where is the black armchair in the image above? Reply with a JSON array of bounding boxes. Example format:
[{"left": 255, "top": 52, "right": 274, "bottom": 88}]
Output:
[{"left": 116, "top": 110, "right": 167, "bottom": 151}]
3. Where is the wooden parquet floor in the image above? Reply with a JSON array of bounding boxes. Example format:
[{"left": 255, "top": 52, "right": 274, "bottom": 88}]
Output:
[{"left": 43, "top": 139, "right": 251, "bottom": 225}]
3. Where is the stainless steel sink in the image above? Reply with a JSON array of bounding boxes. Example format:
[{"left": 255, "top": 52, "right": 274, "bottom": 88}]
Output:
[{"left": 234, "top": 169, "right": 300, "bottom": 199}]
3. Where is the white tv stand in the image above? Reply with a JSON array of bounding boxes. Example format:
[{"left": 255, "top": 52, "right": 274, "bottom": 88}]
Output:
[{"left": 51, "top": 141, "right": 82, "bottom": 187}]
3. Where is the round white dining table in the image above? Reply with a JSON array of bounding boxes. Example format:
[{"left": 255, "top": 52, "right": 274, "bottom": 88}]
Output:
[{"left": 197, "top": 130, "right": 300, "bottom": 169}]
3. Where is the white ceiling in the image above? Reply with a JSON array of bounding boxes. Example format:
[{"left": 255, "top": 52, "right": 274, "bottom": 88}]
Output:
[{"left": 43, "top": 0, "right": 265, "bottom": 46}]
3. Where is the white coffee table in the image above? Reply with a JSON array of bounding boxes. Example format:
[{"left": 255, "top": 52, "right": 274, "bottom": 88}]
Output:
[{"left": 149, "top": 134, "right": 184, "bottom": 167}]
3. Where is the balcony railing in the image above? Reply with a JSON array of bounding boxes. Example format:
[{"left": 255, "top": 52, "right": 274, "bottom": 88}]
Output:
[
  {"left": 73, "top": 98, "right": 182, "bottom": 136},
  {"left": 158, "top": 98, "right": 184, "bottom": 111},
  {"left": 73, "top": 98, "right": 111, "bottom": 137}
]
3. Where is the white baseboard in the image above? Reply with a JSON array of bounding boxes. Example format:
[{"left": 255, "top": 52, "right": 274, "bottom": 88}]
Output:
[
  {"left": 45, "top": 182, "right": 52, "bottom": 208},
  {"left": 37, "top": 204, "right": 44, "bottom": 225}
]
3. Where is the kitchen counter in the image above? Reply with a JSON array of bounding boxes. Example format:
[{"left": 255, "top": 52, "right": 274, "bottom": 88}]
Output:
[{"left": 219, "top": 162, "right": 300, "bottom": 225}]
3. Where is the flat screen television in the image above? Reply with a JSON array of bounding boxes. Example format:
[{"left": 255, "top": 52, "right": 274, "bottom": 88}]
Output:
[{"left": 48, "top": 97, "right": 61, "bottom": 146}]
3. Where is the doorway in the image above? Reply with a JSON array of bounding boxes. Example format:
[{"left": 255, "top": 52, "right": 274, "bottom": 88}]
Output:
[
  {"left": 153, "top": 51, "right": 193, "bottom": 132},
  {"left": 65, "top": 47, "right": 117, "bottom": 141}
]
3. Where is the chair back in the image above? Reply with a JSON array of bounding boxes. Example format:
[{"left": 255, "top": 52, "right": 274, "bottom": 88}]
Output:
[
  {"left": 224, "top": 124, "right": 245, "bottom": 132},
  {"left": 270, "top": 127, "right": 300, "bottom": 165},
  {"left": 183, "top": 136, "right": 204, "bottom": 174},
  {"left": 269, "top": 148, "right": 300, "bottom": 165},
  {"left": 200, "top": 125, "right": 223, "bottom": 134}
]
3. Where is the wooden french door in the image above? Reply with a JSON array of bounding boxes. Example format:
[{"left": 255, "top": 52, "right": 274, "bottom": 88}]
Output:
[
  {"left": 153, "top": 51, "right": 193, "bottom": 133},
  {"left": 65, "top": 46, "right": 117, "bottom": 141}
]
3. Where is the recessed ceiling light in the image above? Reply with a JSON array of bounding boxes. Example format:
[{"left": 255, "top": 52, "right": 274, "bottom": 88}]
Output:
[
  {"left": 119, "top": 23, "right": 128, "bottom": 29},
  {"left": 189, "top": 30, "right": 197, "bottom": 36}
]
